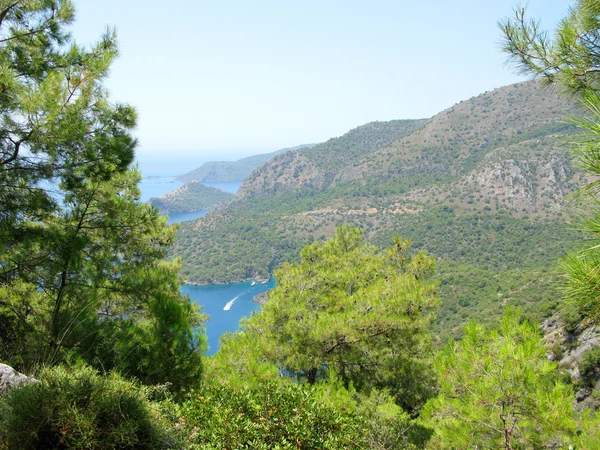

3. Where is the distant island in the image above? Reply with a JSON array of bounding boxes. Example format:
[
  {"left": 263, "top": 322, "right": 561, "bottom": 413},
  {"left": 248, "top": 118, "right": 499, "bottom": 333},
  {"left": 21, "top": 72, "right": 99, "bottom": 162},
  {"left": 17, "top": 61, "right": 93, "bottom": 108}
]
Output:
[
  {"left": 177, "top": 144, "right": 315, "bottom": 183},
  {"left": 149, "top": 181, "right": 234, "bottom": 213}
]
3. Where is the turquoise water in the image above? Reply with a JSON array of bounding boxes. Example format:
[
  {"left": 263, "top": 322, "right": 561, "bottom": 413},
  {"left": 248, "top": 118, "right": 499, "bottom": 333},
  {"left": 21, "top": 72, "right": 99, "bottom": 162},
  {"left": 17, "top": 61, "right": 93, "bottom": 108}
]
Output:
[
  {"left": 182, "top": 279, "right": 275, "bottom": 355},
  {"left": 139, "top": 168, "right": 257, "bottom": 356},
  {"left": 167, "top": 209, "right": 209, "bottom": 224},
  {"left": 136, "top": 156, "right": 211, "bottom": 178},
  {"left": 138, "top": 177, "right": 184, "bottom": 202}
]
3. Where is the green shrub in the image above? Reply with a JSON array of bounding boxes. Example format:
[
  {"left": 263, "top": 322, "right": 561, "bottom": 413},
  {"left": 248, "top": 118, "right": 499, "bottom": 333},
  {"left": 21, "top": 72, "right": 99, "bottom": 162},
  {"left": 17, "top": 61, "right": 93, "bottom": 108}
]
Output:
[
  {"left": 180, "top": 380, "right": 363, "bottom": 449},
  {"left": 0, "top": 365, "right": 179, "bottom": 450},
  {"left": 560, "top": 298, "right": 587, "bottom": 334},
  {"left": 580, "top": 346, "right": 600, "bottom": 387}
]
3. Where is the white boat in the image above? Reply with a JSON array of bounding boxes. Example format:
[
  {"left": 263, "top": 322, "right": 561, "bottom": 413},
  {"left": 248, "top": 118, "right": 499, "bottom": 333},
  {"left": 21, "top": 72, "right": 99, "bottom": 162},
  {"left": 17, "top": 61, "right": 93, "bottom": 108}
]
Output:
[
  {"left": 223, "top": 294, "right": 241, "bottom": 311},
  {"left": 251, "top": 281, "right": 257, "bottom": 286}
]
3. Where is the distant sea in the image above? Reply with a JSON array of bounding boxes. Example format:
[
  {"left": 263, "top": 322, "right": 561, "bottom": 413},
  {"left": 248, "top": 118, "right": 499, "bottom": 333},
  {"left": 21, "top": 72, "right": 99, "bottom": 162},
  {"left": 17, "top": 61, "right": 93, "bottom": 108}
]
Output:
[
  {"left": 135, "top": 154, "right": 212, "bottom": 178},
  {"left": 138, "top": 177, "right": 184, "bottom": 202},
  {"left": 137, "top": 155, "right": 253, "bottom": 355}
]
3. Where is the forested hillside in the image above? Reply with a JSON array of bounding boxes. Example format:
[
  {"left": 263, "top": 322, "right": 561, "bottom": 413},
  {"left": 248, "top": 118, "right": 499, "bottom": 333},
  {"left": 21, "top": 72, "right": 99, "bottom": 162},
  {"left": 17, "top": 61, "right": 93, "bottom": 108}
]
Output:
[
  {"left": 149, "top": 181, "right": 234, "bottom": 213},
  {"left": 172, "top": 80, "right": 584, "bottom": 339}
]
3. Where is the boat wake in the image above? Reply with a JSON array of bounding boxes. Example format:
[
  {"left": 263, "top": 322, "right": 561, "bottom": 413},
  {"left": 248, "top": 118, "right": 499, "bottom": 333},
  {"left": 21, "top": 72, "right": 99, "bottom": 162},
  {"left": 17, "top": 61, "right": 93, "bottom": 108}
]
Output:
[{"left": 223, "top": 294, "right": 242, "bottom": 311}]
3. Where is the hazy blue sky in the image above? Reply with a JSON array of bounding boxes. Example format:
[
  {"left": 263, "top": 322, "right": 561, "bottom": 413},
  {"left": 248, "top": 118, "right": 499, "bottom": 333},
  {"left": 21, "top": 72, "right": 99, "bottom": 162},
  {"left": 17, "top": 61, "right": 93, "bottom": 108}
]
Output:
[{"left": 71, "top": 1, "right": 571, "bottom": 162}]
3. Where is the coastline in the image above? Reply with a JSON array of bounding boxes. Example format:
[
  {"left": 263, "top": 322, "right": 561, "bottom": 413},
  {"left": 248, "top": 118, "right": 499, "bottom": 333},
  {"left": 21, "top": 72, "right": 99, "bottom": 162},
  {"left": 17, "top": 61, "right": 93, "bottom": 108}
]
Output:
[{"left": 182, "top": 278, "right": 271, "bottom": 287}]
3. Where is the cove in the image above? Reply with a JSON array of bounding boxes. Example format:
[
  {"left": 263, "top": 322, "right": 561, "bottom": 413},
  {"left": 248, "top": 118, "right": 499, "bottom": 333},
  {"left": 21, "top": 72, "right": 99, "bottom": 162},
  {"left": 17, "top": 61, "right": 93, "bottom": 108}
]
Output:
[
  {"left": 166, "top": 209, "right": 209, "bottom": 224},
  {"left": 181, "top": 279, "right": 276, "bottom": 355}
]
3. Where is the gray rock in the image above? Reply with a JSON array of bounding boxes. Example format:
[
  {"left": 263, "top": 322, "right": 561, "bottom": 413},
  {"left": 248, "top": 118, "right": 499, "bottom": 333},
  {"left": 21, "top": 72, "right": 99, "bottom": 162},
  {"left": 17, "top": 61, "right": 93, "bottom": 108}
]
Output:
[
  {"left": 253, "top": 291, "right": 269, "bottom": 305},
  {"left": 0, "top": 363, "right": 38, "bottom": 394},
  {"left": 541, "top": 313, "right": 600, "bottom": 380}
]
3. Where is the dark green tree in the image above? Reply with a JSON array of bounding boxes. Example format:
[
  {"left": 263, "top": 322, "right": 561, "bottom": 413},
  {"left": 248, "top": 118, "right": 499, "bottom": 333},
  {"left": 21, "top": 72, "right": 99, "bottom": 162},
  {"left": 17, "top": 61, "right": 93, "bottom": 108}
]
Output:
[
  {"left": 0, "top": 0, "right": 205, "bottom": 392},
  {"left": 237, "top": 225, "right": 438, "bottom": 414},
  {"left": 422, "top": 309, "right": 577, "bottom": 449},
  {"left": 501, "top": 1, "right": 600, "bottom": 326},
  {"left": 180, "top": 379, "right": 364, "bottom": 450}
]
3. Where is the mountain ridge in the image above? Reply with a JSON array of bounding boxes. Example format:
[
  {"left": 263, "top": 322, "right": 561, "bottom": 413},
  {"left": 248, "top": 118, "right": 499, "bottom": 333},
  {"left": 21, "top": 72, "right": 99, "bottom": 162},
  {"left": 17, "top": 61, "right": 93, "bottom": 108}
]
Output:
[
  {"left": 232, "top": 82, "right": 579, "bottom": 206},
  {"left": 177, "top": 144, "right": 316, "bottom": 183},
  {"left": 236, "top": 119, "right": 428, "bottom": 201}
]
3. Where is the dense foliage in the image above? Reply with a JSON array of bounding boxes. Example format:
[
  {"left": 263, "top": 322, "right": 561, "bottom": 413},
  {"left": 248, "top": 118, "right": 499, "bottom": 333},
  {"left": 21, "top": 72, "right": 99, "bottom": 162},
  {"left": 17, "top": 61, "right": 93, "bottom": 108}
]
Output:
[
  {"left": 180, "top": 380, "right": 363, "bottom": 449},
  {"left": 243, "top": 226, "right": 438, "bottom": 409},
  {"left": 423, "top": 309, "right": 577, "bottom": 449},
  {"left": 0, "top": 0, "right": 205, "bottom": 391},
  {"left": 203, "top": 226, "right": 439, "bottom": 448},
  {"left": 0, "top": 365, "right": 180, "bottom": 450}
]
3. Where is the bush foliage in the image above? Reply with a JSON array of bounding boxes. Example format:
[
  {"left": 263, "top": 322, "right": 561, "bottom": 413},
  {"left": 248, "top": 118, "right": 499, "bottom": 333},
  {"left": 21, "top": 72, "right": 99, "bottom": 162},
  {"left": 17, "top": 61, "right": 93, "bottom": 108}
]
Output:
[{"left": 0, "top": 365, "right": 180, "bottom": 450}]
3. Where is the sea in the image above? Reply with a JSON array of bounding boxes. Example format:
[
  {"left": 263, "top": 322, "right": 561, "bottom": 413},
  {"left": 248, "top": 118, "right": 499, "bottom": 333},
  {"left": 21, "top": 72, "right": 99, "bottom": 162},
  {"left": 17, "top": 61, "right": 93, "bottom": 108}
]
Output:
[
  {"left": 137, "top": 158, "right": 253, "bottom": 355},
  {"left": 182, "top": 279, "right": 276, "bottom": 355}
]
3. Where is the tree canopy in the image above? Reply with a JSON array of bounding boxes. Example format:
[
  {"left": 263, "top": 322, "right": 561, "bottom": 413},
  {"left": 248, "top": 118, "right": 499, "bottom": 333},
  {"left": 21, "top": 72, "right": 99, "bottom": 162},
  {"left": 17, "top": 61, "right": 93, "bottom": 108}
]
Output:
[
  {"left": 422, "top": 309, "right": 577, "bottom": 449},
  {"left": 501, "top": 0, "right": 600, "bottom": 96},
  {"left": 233, "top": 225, "right": 439, "bottom": 414},
  {"left": 0, "top": 0, "right": 205, "bottom": 393}
]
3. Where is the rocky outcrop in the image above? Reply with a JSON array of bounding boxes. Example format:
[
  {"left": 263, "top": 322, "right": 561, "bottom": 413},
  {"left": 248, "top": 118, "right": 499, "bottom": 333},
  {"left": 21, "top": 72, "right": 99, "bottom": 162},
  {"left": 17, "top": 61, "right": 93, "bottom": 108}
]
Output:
[
  {"left": 542, "top": 314, "right": 600, "bottom": 374},
  {"left": 253, "top": 292, "right": 269, "bottom": 305},
  {"left": 462, "top": 154, "right": 575, "bottom": 213},
  {"left": 0, "top": 363, "right": 38, "bottom": 394},
  {"left": 541, "top": 314, "right": 600, "bottom": 410}
]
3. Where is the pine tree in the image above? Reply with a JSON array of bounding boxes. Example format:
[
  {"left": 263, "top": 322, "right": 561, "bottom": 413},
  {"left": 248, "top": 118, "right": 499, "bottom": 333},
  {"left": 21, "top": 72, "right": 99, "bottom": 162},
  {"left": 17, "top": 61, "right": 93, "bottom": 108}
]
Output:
[
  {"left": 501, "top": 1, "right": 600, "bottom": 326},
  {"left": 422, "top": 309, "right": 577, "bottom": 449},
  {"left": 237, "top": 225, "right": 439, "bottom": 414},
  {"left": 500, "top": 0, "right": 600, "bottom": 96},
  {"left": 0, "top": 1, "right": 205, "bottom": 392}
]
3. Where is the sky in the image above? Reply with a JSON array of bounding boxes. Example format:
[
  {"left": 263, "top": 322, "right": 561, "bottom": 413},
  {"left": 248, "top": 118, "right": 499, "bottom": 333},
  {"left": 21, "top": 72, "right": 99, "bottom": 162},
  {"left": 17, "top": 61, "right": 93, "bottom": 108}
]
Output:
[{"left": 70, "top": 0, "right": 572, "bottom": 165}]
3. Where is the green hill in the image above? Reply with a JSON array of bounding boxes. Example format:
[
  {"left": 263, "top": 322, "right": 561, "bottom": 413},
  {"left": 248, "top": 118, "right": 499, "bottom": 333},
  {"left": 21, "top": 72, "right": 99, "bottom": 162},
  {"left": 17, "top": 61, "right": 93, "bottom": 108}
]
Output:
[
  {"left": 236, "top": 119, "right": 427, "bottom": 199},
  {"left": 149, "top": 182, "right": 234, "bottom": 213},
  {"left": 171, "top": 80, "right": 585, "bottom": 340},
  {"left": 176, "top": 144, "right": 315, "bottom": 183}
]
